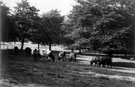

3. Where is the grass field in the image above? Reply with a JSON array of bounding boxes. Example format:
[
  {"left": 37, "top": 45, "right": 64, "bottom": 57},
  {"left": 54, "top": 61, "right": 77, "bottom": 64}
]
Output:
[{"left": 0, "top": 50, "right": 135, "bottom": 87}]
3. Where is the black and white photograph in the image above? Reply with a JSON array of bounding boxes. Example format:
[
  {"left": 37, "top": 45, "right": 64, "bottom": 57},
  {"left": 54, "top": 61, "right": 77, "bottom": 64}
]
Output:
[{"left": 0, "top": 0, "right": 135, "bottom": 87}]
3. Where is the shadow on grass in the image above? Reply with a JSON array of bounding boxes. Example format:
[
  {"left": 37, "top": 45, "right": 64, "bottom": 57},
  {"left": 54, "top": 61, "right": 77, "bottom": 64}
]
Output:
[{"left": 112, "top": 62, "right": 135, "bottom": 68}]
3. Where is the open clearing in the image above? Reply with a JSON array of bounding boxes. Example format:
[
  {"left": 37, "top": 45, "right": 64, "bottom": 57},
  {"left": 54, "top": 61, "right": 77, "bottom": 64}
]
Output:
[
  {"left": 0, "top": 50, "right": 135, "bottom": 87},
  {"left": 78, "top": 55, "right": 135, "bottom": 74}
]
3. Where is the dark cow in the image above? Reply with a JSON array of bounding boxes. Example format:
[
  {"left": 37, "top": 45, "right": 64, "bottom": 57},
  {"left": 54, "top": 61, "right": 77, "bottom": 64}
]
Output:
[
  {"left": 33, "top": 49, "right": 41, "bottom": 62},
  {"left": 48, "top": 51, "right": 55, "bottom": 62},
  {"left": 69, "top": 52, "right": 76, "bottom": 62},
  {"left": 58, "top": 51, "right": 66, "bottom": 61},
  {"left": 98, "top": 55, "right": 112, "bottom": 67},
  {"left": 90, "top": 55, "right": 112, "bottom": 67},
  {"left": 25, "top": 47, "right": 32, "bottom": 57},
  {"left": 14, "top": 46, "right": 19, "bottom": 54}
]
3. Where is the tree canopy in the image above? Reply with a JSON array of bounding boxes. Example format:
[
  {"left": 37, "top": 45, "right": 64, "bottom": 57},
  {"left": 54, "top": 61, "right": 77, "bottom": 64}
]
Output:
[
  {"left": 1, "top": 0, "right": 65, "bottom": 51},
  {"left": 67, "top": 0, "right": 135, "bottom": 53},
  {"left": 41, "top": 10, "right": 64, "bottom": 50},
  {"left": 14, "top": 0, "right": 39, "bottom": 50},
  {"left": 1, "top": 0, "right": 135, "bottom": 54},
  {"left": 0, "top": 1, "right": 12, "bottom": 42}
]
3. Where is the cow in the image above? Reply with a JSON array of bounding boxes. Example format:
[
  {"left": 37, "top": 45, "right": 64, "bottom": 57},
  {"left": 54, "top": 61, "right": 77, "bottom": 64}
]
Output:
[
  {"left": 48, "top": 51, "right": 55, "bottom": 62},
  {"left": 14, "top": 46, "right": 19, "bottom": 54},
  {"left": 58, "top": 51, "right": 66, "bottom": 61},
  {"left": 33, "top": 49, "right": 41, "bottom": 62},
  {"left": 69, "top": 52, "right": 77, "bottom": 62},
  {"left": 25, "top": 47, "right": 32, "bottom": 57},
  {"left": 90, "top": 55, "right": 112, "bottom": 67},
  {"left": 98, "top": 56, "right": 112, "bottom": 67},
  {"left": 90, "top": 56, "right": 100, "bottom": 65}
]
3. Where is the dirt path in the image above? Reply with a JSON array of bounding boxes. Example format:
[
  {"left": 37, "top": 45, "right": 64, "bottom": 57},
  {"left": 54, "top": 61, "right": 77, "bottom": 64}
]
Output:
[
  {"left": 78, "top": 71, "right": 135, "bottom": 82},
  {"left": 77, "top": 55, "right": 135, "bottom": 82}
]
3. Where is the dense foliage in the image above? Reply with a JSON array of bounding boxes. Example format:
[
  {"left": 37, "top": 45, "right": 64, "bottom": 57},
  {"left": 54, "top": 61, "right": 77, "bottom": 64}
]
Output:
[
  {"left": 0, "top": 1, "right": 13, "bottom": 42},
  {"left": 13, "top": 0, "right": 39, "bottom": 50},
  {"left": 41, "top": 10, "right": 64, "bottom": 50},
  {"left": 1, "top": 0, "right": 64, "bottom": 50},
  {"left": 1, "top": 0, "right": 135, "bottom": 54},
  {"left": 67, "top": 0, "right": 135, "bottom": 53}
]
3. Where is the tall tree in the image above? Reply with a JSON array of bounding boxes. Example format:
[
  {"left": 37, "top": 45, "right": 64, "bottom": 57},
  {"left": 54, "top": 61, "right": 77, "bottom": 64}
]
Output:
[
  {"left": 0, "top": 1, "right": 12, "bottom": 42},
  {"left": 14, "top": 0, "right": 39, "bottom": 50},
  {"left": 68, "top": 0, "right": 135, "bottom": 53},
  {"left": 30, "top": 16, "right": 43, "bottom": 51},
  {"left": 42, "top": 10, "right": 64, "bottom": 50}
]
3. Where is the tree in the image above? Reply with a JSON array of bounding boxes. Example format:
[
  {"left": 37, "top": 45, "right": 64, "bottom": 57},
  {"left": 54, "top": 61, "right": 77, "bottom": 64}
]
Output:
[
  {"left": 0, "top": 1, "right": 13, "bottom": 42},
  {"left": 67, "top": 0, "right": 135, "bottom": 53},
  {"left": 67, "top": 0, "right": 96, "bottom": 51},
  {"left": 42, "top": 10, "right": 64, "bottom": 50},
  {"left": 92, "top": 0, "right": 135, "bottom": 53},
  {"left": 14, "top": 0, "right": 39, "bottom": 50},
  {"left": 30, "top": 16, "right": 43, "bottom": 51},
  {"left": 7, "top": 15, "right": 18, "bottom": 42}
]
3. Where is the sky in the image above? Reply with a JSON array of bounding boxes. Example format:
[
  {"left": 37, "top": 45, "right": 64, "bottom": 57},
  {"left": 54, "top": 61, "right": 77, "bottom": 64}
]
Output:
[{"left": 1, "top": 0, "right": 77, "bottom": 16}]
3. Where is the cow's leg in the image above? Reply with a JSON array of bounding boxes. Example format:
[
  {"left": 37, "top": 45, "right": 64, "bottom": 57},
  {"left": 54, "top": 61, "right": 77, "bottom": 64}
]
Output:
[
  {"left": 59, "top": 56, "right": 63, "bottom": 61},
  {"left": 69, "top": 57, "right": 72, "bottom": 61},
  {"left": 62, "top": 57, "right": 65, "bottom": 61},
  {"left": 74, "top": 57, "right": 76, "bottom": 62},
  {"left": 106, "top": 59, "right": 111, "bottom": 68},
  {"left": 98, "top": 63, "right": 101, "bottom": 67},
  {"left": 48, "top": 57, "right": 51, "bottom": 61},
  {"left": 62, "top": 57, "right": 64, "bottom": 61},
  {"left": 58, "top": 57, "right": 60, "bottom": 61},
  {"left": 90, "top": 61, "right": 93, "bottom": 65},
  {"left": 108, "top": 62, "right": 111, "bottom": 67},
  {"left": 62, "top": 56, "right": 66, "bottom": 61},
  {"left": 98, "top": 61, "right": 103, "bottom": 67},
  {"left": 35, "top": 55, "right": 38, "bottom": 62},
  {"left": 33, "top": 55, "right": 36, "bottom": 62},
  {"left": 28, "top": 52, "right": 30, "bottom": 57},
  {"left": 94, "top": 61, "right": 97, "bottom": 65},
  {"left": 64, "top": 56, "right": 66, "bottom": 61},
  {"left": 52, "top": 57, "right": 55, "bottom": 62}
]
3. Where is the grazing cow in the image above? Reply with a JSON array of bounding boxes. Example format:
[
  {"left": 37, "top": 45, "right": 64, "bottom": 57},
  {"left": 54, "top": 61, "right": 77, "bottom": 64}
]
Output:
[
  {"left": 90, "top": 56, "right": 100, "bottom": 65},
  {"left": 90, "top": 55, "right": 112, "bottom": 67},
  {"left": 58, "top": 51, "right": 66, "bottom": 61},
  {"left": 14, "top": 46, "right": 19, "bottom": 54},
  {"left": 25, "top": 47, "right": 32, "bottom": 57},
  {"left": 98, "top": 56, "right": 112, "bottom": 67},
  {"left": 48, "top": 51, "right": 55, "bottom": 62},
  {"left": 69, "top": 52, "right": 77, "bottom": 62},
  {"left": 33, "top": 49, "right": 41, "bottom": 62}
]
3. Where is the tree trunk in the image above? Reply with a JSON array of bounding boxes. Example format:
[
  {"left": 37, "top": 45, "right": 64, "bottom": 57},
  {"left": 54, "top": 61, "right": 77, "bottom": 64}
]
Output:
[
  {"left": 79, "top": 48, "right": 82, "bottom": 54},
  {"left": 38, "top": 43, "right": 40, "bottom": 51},
  {"left": 124, "top": 53, "right": 127, "bottom": 58},
  {"left": 20, "top": 39, "right": 24, "bottom": 51},
  {"left": 71, "top": 48, "right": 74, "bottom": 52},
  {"left": 49, "top": 42, "right": 52, "bottom": 51}
]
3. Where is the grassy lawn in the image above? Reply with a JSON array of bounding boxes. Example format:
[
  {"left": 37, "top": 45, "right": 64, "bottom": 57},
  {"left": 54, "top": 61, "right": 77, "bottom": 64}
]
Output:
[{"left": 1, "top": 50, "right": 135, "bottom": 87}]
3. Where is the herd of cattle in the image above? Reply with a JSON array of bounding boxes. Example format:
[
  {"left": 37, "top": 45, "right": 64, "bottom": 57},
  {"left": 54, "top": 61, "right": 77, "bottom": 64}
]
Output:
[
  {"left": 14, "top": 46, "right": 77, "bottom": 62},
  {"left": 14, "top": 46, "right": 112, "bottom": 67}
]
